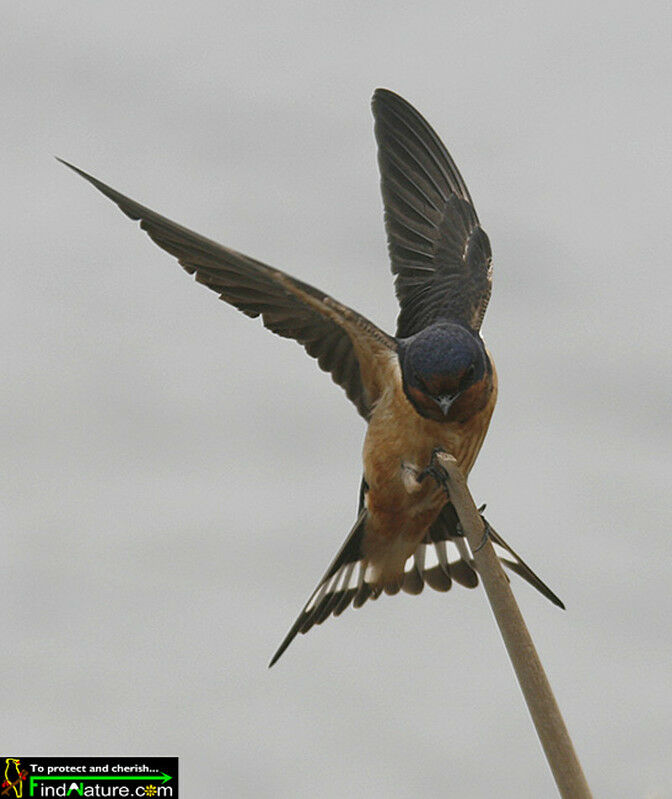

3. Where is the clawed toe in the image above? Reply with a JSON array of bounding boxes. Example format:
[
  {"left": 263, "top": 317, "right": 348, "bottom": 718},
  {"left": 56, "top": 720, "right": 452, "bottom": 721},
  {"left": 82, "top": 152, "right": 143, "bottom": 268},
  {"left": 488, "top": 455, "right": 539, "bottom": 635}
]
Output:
[
  {"left": 417, "top": 464, "right": 444, "bottom": 486},
  {"left": 417, "top": 451, "right": 451, "bottom": 497},
  {"left": 429, "top": 446, "right": 449, "bottom": 465}
]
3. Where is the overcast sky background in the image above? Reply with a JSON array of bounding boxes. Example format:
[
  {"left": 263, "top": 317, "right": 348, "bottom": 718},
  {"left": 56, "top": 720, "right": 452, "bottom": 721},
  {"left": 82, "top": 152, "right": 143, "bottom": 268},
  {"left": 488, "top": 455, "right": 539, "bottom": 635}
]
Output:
[{"left": 2, "top": 2, "right": 671, "bottom": 797}]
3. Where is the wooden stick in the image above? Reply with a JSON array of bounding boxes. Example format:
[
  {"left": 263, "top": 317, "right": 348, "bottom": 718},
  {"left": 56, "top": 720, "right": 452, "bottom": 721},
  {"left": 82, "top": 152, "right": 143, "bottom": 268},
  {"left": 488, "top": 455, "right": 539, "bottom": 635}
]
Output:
[{"left": 435, "top": 452, "right": 592, "bottom": 799}]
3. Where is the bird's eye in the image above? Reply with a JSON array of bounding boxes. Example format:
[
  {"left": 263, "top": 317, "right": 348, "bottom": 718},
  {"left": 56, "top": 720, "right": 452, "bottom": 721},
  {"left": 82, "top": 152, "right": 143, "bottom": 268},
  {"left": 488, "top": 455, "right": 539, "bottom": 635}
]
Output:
[{"left": 461, "top": 364, "right": 475, "bottom": 387}]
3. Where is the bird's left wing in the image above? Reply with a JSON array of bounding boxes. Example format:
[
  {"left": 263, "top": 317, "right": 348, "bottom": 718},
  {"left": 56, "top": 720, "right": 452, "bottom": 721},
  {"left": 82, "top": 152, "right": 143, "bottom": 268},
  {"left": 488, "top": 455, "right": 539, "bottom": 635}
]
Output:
[
  {"left": 59, "top": 160, "right": 396, "bottom": 418},
  {"left": 372, "top": 89, "right": 493, "bottom": 337}
]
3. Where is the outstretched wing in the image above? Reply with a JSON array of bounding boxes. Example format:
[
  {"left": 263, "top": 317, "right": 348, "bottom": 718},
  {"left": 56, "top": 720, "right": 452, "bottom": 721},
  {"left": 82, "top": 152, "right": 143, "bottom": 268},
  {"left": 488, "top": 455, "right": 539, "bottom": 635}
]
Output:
[
  {"left": 372, "top": 89, "right": 493, "bottom": 337},
  {"left": 59, "top": 159, "right": 396, "bottom": 419},
  {"left": 269, "top": 503, "right": 563, "bottom": 666}
]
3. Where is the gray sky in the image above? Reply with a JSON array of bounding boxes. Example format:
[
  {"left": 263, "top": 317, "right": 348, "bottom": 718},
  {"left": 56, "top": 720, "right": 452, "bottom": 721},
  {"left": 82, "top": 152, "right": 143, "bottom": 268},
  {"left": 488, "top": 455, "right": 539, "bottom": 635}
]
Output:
[{"left": 3, "top": 1, "right": 671, "bottom": 796}]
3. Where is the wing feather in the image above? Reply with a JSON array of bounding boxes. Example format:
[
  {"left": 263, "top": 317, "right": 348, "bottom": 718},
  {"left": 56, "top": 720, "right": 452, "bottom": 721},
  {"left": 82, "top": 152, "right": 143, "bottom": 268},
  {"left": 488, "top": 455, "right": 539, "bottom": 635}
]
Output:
[
  {"left": 372, "top": 89, "right": 493, "bottom": 335},
  {"left": 59, "top": 158, "right": 396, "bottom": 419}
]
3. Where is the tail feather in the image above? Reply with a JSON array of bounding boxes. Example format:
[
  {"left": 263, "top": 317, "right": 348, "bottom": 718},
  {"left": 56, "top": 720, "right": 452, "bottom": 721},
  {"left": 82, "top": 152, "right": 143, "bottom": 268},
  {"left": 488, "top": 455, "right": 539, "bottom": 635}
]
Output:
[
  {"left": 269, "top": 504, "right": 564, "bottom": 667},
  {"left": 269, "top": 511, "right": 368, "bottom": 667},
  {"left": 487, "top": 524, "right": 565, "bottom": 609}
]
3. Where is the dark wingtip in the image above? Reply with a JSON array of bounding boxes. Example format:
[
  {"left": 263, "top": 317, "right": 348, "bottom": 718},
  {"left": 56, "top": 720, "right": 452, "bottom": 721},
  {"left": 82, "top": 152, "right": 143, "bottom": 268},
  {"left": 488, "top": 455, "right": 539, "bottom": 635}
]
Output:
[
  {"left": 372, "top": 87, "right": 401, "bottom": 98},
  {"left": 372, "top": 87, "right": 395, "bottom": 100},
  {"left": 56, "top": 158, "right": 116, "bottom": 198},
  {"left": 371, "top": 87, "right": 406, "bottom": 113},
  {"left": 55, "top": 158, "right": 149, "bottom": 226},
  {"left": 55, "top": 157, "right": 88, "bottom": 178}
]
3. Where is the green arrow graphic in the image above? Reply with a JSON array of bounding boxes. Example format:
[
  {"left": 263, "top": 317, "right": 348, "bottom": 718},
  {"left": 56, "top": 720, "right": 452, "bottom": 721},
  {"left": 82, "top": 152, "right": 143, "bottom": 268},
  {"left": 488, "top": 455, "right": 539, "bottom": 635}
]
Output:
[{"left": 29, "top": 772, "right": 171, "bottom": 796}]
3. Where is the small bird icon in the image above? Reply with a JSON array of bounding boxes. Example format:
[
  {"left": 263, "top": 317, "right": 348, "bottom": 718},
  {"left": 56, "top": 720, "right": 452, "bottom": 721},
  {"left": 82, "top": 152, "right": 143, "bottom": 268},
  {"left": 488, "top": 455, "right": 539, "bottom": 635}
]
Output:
[
  {"left": 2, "top": 759, "right": 24, "bottom": 799},
  {"left": 60, "top": 89, "right": 562, "bottom": 666}
]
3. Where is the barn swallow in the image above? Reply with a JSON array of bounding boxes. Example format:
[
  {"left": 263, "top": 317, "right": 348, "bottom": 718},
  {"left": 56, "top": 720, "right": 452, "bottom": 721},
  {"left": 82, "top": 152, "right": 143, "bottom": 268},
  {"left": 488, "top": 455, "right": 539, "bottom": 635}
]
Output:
[{"left": 59, "top": 88, "right": 563, "bottom": 667}]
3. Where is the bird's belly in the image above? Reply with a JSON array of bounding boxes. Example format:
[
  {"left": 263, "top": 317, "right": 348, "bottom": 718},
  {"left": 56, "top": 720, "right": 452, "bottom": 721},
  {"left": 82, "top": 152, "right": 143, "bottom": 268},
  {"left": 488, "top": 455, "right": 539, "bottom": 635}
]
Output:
[
  {"left": 361, "top": 373, "right": 496, "bottom": 582},
  {"left": 363, "top": 414, "right": 454, "bottom": 547}
]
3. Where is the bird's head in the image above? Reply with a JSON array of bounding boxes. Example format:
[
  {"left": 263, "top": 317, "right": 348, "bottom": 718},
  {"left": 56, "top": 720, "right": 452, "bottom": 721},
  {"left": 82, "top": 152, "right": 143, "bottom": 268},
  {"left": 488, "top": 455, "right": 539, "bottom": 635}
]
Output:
[{"left": 399, "top": 323, "right": 489, "bottom": 422}]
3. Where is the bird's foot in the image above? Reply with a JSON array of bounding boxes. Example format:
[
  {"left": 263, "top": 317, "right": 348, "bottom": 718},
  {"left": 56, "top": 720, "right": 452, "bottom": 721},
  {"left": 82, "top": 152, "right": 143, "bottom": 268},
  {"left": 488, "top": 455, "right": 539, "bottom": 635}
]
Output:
[{"left": 417, "top": 447, "right": 451, "bottom": 498}]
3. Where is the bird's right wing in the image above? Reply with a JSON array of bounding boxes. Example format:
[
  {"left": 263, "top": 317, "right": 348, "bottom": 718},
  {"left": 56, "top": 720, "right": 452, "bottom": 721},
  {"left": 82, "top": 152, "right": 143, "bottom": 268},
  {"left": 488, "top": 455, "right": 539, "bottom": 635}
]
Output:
[{"left": 59, "top": 159, "right": 396, "bottom": 420}]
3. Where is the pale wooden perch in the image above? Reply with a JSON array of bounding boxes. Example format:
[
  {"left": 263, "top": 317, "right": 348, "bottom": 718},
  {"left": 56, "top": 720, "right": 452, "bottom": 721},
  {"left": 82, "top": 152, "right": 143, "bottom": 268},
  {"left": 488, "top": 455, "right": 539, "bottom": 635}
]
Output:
[{"left": 435, "top": 452, "right": 592, "bottom": 799}]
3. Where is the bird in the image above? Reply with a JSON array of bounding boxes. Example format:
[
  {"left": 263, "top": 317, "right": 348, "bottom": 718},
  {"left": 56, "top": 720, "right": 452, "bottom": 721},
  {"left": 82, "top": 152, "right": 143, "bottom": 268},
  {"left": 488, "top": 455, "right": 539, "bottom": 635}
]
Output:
[
  {"left": 59, "top": 88, "right": 563, "bottom": 667},
  {"left": 3, "top": 759, "right": 24, "bottom": 798}
]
